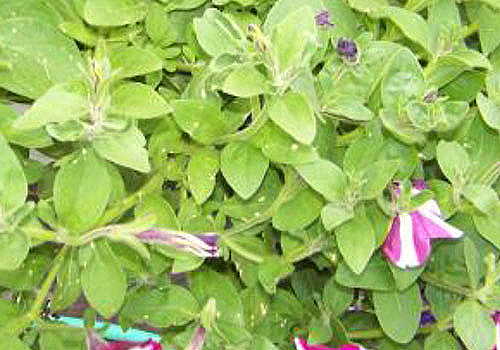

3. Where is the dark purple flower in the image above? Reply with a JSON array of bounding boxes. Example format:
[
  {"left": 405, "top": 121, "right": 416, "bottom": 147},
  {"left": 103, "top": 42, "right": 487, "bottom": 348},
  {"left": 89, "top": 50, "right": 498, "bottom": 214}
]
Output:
[
  {"left": 136, "top": 230, "right": 219, "bottom": 258},
  {"left": 337, "top": 38, "right": 358, "bottom": 61},
  {"left": 315, "top": 10, "right": 334, "bottom": 28},
  {"left": 87, "top": 330, "right": 162, "bottom": 350},
  {"left": 419, "top": 311, "right": 436, "bottom": 326}
]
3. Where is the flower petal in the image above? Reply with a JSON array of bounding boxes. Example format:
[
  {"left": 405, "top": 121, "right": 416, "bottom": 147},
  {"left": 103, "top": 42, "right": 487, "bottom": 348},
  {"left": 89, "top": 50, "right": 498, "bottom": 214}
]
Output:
[
  {"left": 410, "top": 212, "right": 432, "bottom": 265},
  {"left": 416, "top": 210, "right": 463, "bottom": 239},
  {"left": 294, "top": 338, "right": 309, "bottom": 350},
  {"left": 397, "top": 213, "right": 421, "bottom": 268},
  {"left": 382, "top": 216, "right": 402, "bottom": 264}
]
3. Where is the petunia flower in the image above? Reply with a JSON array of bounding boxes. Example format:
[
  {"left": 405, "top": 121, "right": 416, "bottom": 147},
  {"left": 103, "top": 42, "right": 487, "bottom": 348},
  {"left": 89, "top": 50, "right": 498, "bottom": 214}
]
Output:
[
  {"left": 87, "top": 330, "right": 162, "bottom": 350},
  {"left": 419, "top": 310, "right": 436, "bottom": 327},
  {"left": 382, "top": 179, "right": 464, "bottom": 269},
  {"left": 493, "top": 311, "right": 500, "bottom": 350},
  {"left": 294, "top": 337, "right": 365, "bottom": 350},
  {"left": 136, "top": 230, "right": 219, "bottom": 258},
  {"left": 315, "top": 10, "right": 334, "bottom": 28}
]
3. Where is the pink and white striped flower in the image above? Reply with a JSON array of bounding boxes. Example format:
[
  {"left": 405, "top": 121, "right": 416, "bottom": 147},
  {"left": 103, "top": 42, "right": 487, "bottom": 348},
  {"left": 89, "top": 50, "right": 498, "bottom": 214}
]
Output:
[
  {"left": 87, "top": 330, "right": 162, "bottom": 350},
  {"left": 382, "top": 179, "right": 463, "bottom": 269},
  {"left": 294, "top": 337, "right": 365, "bottom": 350},
  {"left": 493, "top": 311, "right": 500, "bottom": 350}
]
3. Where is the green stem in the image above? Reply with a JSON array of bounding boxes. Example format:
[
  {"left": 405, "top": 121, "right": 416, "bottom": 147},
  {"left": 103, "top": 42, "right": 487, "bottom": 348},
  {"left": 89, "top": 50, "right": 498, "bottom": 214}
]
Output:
[
  {"left": 420, "top": 272, "right": 472, "bottom": 297},
  {"left": 5, "top": 246, "right": 69, "bottom": 335},
  {"left": 94, "top": 172, "right": 164, "bottom": 228}
]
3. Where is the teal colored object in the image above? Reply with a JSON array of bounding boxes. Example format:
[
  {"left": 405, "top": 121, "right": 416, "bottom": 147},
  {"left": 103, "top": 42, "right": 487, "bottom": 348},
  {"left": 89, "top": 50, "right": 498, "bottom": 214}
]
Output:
[{"left": 49, "top": 315, "right": 161, "bottom": 342}]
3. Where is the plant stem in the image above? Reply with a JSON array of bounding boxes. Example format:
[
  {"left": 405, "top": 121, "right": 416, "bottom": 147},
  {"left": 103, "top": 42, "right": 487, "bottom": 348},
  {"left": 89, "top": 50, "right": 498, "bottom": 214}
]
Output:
[
  {"left": 4, "top": 246, "right": 69, "bottom": 335},
  {"left": 95, "top": 172, "right": 164, "bottom": 228}
]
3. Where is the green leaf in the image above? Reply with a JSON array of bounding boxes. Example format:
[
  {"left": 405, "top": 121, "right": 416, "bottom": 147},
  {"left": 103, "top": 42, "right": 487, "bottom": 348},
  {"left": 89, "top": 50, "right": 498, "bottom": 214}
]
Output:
[
  {"left": 221, "top": 142, "right": 269, "bottom": 199},
  {"left": 323, "top": 97, "right": 374, "bottom": 122},
  {"left": 335, "top": 253, "right": 395, "bottom": 291},
  {"left": 193, "top": 8, "right": 246, "bottom": 57},
  {"left": 376, "top": 7, "right": 430, "bottom": 54},
  {"left": 360, "top": 160, "right": 399, "bottom": 199},
  {"left": 52, "top": 248, "right": 81, "bottom": 311},
  {"left": 13, "top": 81, "right": 89, "bottom": 130},
  {"left": 135, "top": 195, "right": 180, "bottom": 229},
  {"left": 121, "top": 285, "right": 199, "bottom": 327},
  {"left": 435, "top": 141, "right": 470, "bottom": 185},
  {"left": 172, "top": 99, "right": 231, "bottom": 144},
  {"left": 272, "top": 188, "right": 323, "bottom": 232},
  {"left": 424, "top": 331, "right": 461, "bottom": 350},
  {"left": 336, "top": 207, "right": 375, "bottom": 274},
  {"left": 252, "top": 122, "right": 319, "bottom": 164},
  {"left": 295, "top": 159, "right": 347, "bottom": 201},
  {"left": 323, "top": 277, "right": 353, "bottom": 317},
  {"left": 321, "top": 202, "right": 354, "bottom": 231},
  {"left": 54, "top": 148, "right": 111, "bottom": 234},
  {"left": 1, "top": 334, "right": 31, "bottom": 350},
  {"left": 271, "top": 6, "right": 317, "bottom": 74},
  {"left": 268, "top": 92, "right": 316, "bottom": 145},
  {"left": 0, "top": 18, "right": 84, "bottom": 99},
  {"left": 379, "top": 108, "right": 426, "bottom": 145},
  {"left": 110, "top": 82, "right": 171, "bottom": 119},
  {"left": 473, "top": 208, "right": 500, "bottom": 249},
  {"left": 93, "top": 126, "right": 151, "bottom": 173},
  {"left": 0, "top": 133, "right": 27, "bottom": 213},
  {"left": 0, "top": 103, "right": 53, "bottom": 148},
  {"left": 145, "top": 2, "right": 175, "bottom": 46},
  {"left": 463, "top": 237, "right": 480, "bottom": 290},
  {"left": 453, "top": 300, "right": 495, "bottom": 350},
  {"left": 187, "top": 149, "right": 219, "bottom": 205},
  {"left": 83, "top": 0, "right": 147, "bottom": 26},
  {"left": 373, "top": 283, "right": 421, "bottom": 343},
  {"left": 479, "top": 4, "right": 500, "bottom": 54},
  {"left": 258, "top": 256, "right": 294, "bottom": 294},
  {"left": 110, "top": 47, "right": 163, "bottom": 79},
  {"left": 81, "top": 240, "right": 127, "bottom": 318},
  {"left": 0, "top": 250, "right": 51, "bottom": 291},
  {"left": 191, "top": 269, "right": 244, "bottom": 326},
  {"left": 476, "top": 92, "right": 500, "bottom": 130},
  {"left": 463, "top": 184, "right": 499, "bottom": 215},
  {"left": 0, "top": 230, "right": 29, "bottom": 271},
  {"left": 222, "top": 65, "right": 269, "bottom": 97},
  {"left": 59, "top": 20, "right": 98, "bottom": 47}
]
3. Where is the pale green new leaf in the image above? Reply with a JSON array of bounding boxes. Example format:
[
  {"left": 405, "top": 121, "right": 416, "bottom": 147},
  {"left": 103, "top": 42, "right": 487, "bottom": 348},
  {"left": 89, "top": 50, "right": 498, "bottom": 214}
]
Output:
[
  {"left": 222, "top": 65, "right": 269, "bottom": 97},
  {"left": 268, "top": 91, "right": 316, "bottom": 145},
  {"left": 0, "top": 133, "right": 27, "bottom": 213},
  {"left": 83, "top": 0, "right": 147, "bottom": 26},
  {"left": 94, "top": 126, "right": 151, "bottom": 173},
  {"left": 476, "top": 92, "right": 500, "bottom": 130},
  {"left": 110, "top": 82, "right": 172, "bottom": 119},
  {"left": 110, "top": 47, "right": 163, "bottom": 79}
]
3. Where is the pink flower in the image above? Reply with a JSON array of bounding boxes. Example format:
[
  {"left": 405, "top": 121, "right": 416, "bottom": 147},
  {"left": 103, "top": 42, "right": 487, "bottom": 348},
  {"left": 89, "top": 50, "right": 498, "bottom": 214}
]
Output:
[
  {"left": 382, "top": 179, "right": 463, "bottom": 269},
  {"left": 493, "top": 311, "right": 500, "bottom": 350},
  {"left": 294, "top": 338, "right": 364, "bottom": 350},
  {"left": 87, "top": 330, "right": 162, "bottom": 350}
]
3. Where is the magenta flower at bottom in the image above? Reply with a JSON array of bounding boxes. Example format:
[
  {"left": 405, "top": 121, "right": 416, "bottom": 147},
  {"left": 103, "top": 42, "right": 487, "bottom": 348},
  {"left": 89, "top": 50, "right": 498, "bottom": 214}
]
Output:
[
  {"left": 294, "top": 338, "right": 364, "bottom": 350},
  {"left": 87, "top": 330, "right": 162, "bottom": 350},
  {"left": 493, "top": 311, "right": 500, "bottom": 350},
  {"left": 382, "top": 180, "right": 463, "bottom": 269}
]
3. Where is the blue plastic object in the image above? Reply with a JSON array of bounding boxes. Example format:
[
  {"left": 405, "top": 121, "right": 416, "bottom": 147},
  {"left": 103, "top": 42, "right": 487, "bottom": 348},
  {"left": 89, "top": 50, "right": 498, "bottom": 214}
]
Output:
[{"left": 48, "top": 315, "right": 161, "bottom": 342}]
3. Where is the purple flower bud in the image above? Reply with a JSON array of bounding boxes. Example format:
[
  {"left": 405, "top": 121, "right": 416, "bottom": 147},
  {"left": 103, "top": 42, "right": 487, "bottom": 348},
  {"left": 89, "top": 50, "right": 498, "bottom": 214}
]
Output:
[
  {"left": 315, "top": 10, "right": 334, "bottom": 28},
  {"left": 492, "top": 311, "right": 500, "bottom": 350},
  {"left": 423, "top": 90, "right": 438, "bottom": 103},
  {"left": 419, "top": 310, "right": 436, "bottom": 326},
  {"left": 136, "top": 230, "right": 219, "bottom": 258},
  {"left": 337, "top": 38, "right": 358, "bottom": 61}
]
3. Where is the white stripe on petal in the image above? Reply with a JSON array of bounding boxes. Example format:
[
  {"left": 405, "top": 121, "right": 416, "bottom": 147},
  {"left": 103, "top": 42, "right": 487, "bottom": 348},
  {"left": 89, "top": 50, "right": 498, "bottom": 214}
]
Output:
[
  {"left": 398, "top": 213, "right": 420, "bottom": 268},
  {"left": 294, "top": 338, "right": 307, "bottom": 350},
  {"left": 418, "top": 210, "right": 463, "bottom": 238},
  {"left": 418, "top": 199, "right": 441, "bottom": 218}
]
